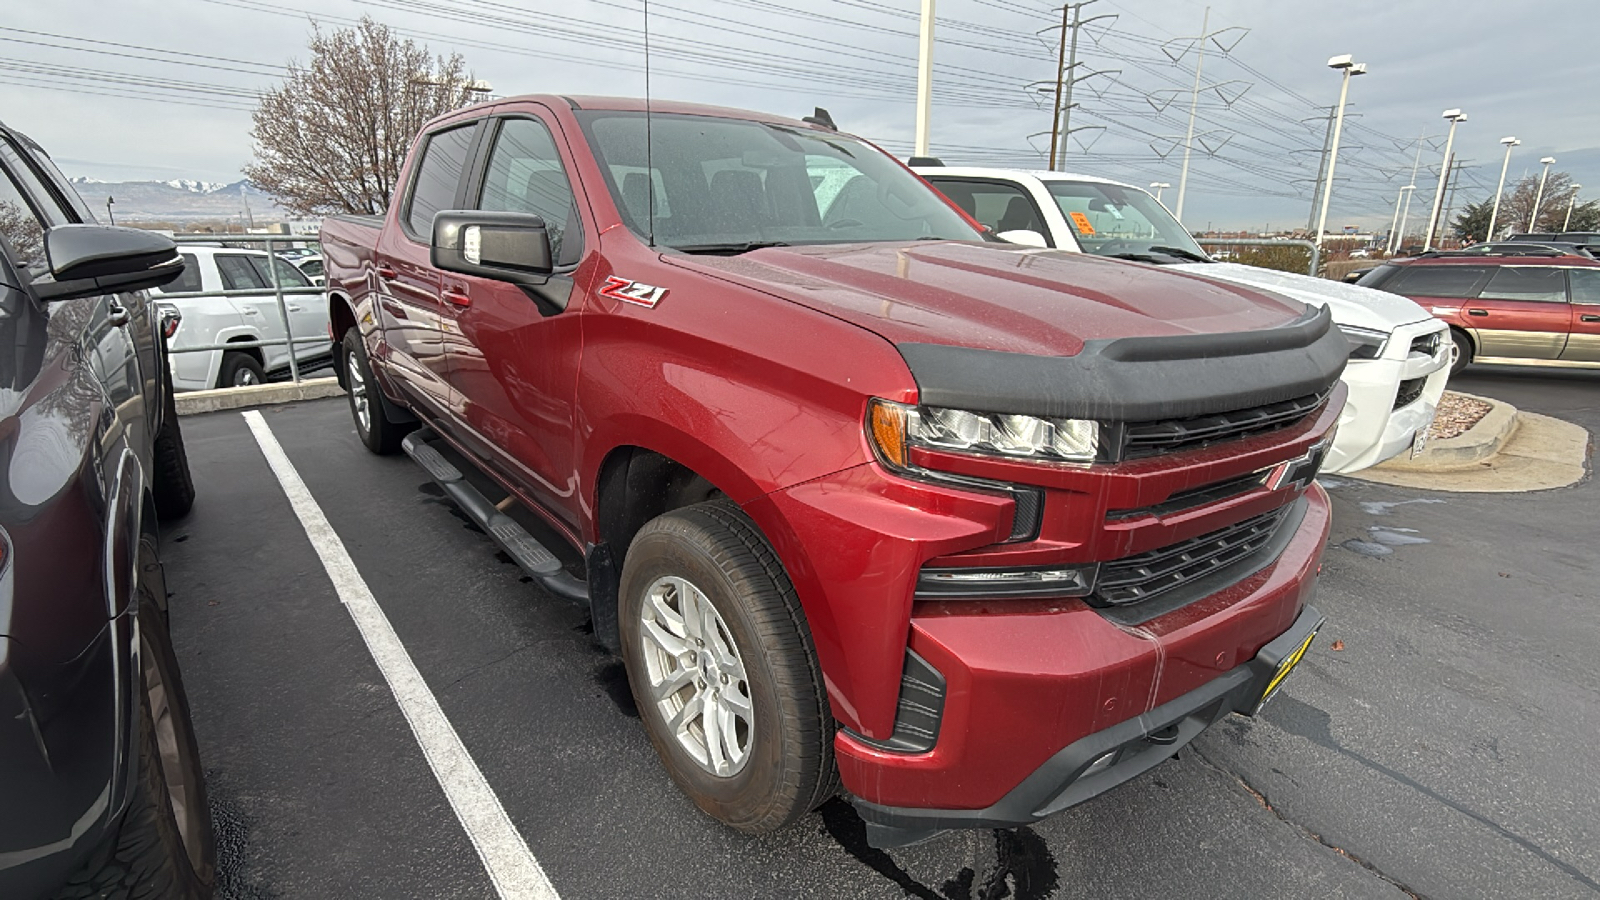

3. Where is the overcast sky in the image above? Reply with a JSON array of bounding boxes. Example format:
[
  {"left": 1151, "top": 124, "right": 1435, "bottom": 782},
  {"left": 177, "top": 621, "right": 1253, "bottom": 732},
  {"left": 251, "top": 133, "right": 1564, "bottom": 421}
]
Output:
[{"left": 6, "top": 0, "right": 1598, "bottom": 231}]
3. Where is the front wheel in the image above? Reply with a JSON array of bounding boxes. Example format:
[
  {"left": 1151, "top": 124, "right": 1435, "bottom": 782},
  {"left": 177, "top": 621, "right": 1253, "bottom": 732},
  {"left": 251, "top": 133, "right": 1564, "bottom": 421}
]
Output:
[
  {"left": 1450, "top": 329, "right": 1473, "bottom": 375},
  {"left": 619, "top": 501, "right": 835, "bottom": 834}
]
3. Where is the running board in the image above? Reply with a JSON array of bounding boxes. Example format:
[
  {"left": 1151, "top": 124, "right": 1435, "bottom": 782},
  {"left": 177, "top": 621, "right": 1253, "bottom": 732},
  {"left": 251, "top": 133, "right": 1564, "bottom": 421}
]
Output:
[{"left": 402, "top": 429, "right": 588, "bottom": 603}]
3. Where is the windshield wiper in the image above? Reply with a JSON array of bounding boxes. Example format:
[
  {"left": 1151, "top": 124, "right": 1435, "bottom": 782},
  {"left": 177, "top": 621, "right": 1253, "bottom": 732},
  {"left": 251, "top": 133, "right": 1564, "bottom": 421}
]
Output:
[
  {"left": 1146, "top": 245, "right": 1213, "bottom": 263},
  {"left": 1104, "top": 252, "right": 1168, "bottom": 264},
  {"left": 672, "top": 240, "right": 791, "bottom": 255}
]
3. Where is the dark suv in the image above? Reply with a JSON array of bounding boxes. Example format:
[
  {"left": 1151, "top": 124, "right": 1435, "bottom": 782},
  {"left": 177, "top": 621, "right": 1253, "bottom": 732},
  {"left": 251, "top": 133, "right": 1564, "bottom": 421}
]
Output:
[
  {"left": 0, "top": 123, "right": 216, "bottom": 899},
  {"left": 1358, "top": 245, "right": 1600, "bottom": 373}
]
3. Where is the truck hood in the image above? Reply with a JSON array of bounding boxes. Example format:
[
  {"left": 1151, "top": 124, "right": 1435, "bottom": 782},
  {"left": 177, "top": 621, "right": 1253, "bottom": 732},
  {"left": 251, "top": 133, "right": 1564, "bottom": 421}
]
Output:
[
  {"left": 1172, "top": 262, "right": 1433, "bottom": 333},
  {"left": 669, "top": 242, "right": 1307, "bottom": 357}
]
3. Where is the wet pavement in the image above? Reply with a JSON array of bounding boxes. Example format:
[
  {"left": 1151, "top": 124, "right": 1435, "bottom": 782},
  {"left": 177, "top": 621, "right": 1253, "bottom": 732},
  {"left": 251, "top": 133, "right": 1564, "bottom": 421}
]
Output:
[{"left": 159, "top": 364, "right": 1597, "bottom": 899}]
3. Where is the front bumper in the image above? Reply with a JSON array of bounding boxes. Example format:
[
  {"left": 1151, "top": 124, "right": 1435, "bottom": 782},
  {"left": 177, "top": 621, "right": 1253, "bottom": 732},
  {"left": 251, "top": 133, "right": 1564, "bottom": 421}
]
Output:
[
  {"left": 1323, "top": 318, "right": 1451, "bottom": 474},
  {"left": 851, "top": 602, "right": 1326, "bottom": 848}
]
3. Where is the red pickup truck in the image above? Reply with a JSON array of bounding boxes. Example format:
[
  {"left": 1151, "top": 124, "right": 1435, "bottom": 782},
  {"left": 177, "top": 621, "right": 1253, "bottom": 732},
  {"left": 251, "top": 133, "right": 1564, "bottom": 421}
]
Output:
[{"left": 321, "top": 95, "right": 1345, "bottom": 848}]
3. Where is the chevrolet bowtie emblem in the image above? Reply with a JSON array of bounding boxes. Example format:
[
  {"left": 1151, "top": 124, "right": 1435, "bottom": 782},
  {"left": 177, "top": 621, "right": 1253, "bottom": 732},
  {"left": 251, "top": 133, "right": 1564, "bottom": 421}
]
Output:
[{"left": 1270, "top": 439, "right": 1332, "bottom": 492}]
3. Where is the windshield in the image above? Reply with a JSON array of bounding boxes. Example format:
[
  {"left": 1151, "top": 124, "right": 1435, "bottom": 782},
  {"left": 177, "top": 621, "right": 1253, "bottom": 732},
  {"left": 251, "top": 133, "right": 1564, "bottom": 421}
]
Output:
[
  {"left": 1045, "top": 181, "right": 1209, "bottom": 262},
  {"left": 575, "top": 111, "right": 981, "bottom": 251}
]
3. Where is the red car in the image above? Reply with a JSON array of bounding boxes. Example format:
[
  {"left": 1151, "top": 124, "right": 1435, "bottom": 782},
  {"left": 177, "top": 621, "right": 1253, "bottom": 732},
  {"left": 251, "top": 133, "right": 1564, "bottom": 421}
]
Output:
[
  {"left": 321, "top": 95, "right": 1343, "bottom": 847},
  {"left": 1358, "top": 245, "right": 1600, "bottom": 372}
]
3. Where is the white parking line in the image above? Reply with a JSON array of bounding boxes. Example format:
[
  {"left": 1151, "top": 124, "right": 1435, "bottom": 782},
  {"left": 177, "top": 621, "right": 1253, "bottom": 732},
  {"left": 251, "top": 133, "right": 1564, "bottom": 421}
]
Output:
[{"left": 241, "top": 410, "right": 560, "bottom": 900}]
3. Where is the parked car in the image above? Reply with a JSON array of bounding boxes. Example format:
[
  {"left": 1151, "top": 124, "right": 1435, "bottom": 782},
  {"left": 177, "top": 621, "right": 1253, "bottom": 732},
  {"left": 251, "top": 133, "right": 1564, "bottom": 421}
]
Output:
[
  {"left": 290, "top": 252, "right": 325, "bottom": 285},
  {"left": 0, "top": 121, "right": 215, "bottom": 899},
  {"left": 1507, "top": 232, "right": 1600, "bottom": 254},
  {"left": 152, "top": 245, "right": 332, "bottom": 390},
  {"left": 914, "top": 165, "right": 1451, "bottom": 474},
  {"left": 324, "top": 95, "right": 1341, "bottom": 848},
  {"left": 1357, "top": 245, "right": 1600, "bottom": 373}
]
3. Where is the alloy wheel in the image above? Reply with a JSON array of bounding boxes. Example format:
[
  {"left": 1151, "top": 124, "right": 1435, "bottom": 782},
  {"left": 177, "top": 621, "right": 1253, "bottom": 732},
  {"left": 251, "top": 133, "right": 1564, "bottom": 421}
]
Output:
[
  {"left": 347, "top": 352, "right": 371, "bottom": 433},
  {"left": 639, "top": 575, "right": 754, "bottom": 777}
]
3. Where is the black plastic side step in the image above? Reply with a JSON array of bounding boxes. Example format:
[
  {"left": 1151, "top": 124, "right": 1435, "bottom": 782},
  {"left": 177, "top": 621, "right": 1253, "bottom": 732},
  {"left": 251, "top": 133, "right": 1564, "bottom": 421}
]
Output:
[{"left": 402, "top": 429, "right": 588, "bottom": 603}]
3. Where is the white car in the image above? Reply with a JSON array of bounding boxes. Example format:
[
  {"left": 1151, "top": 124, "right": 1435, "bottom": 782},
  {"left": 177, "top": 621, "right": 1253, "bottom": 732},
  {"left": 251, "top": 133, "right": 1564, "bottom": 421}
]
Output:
[
  {"left": 153, "top": 246, "right": 332, "bottom": 391},
  {"left": 914, "top": 165, "right": 1451, "bottom": 474},
  {"left": 290, "top": 253, "right": 325, "bottom": 286}
]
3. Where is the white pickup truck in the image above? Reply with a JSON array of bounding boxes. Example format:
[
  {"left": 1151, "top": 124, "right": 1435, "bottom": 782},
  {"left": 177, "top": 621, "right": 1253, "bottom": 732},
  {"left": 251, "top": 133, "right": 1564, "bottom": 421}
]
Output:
[
  {"left": 914, "top": 165, "right": 1452, "bottom": 475},
  {"left": 152, "top": 245, "right": 332, "bottom": 390}
]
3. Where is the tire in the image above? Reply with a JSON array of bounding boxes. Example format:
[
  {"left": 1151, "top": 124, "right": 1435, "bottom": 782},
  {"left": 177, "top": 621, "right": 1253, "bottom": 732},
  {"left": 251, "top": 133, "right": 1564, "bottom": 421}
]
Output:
[
  {"left": 342, "top": 327, "right": 412, "bottom": 455},
  {"left": 53, "top": 561, "right": 216, "bottom": 898},
  {"left": 618, "top": 501, "right": 835, "bottom": 834},
  {"left": 152, "top": 363, "right": 196, "bottom": 521},
  {"left": 216, "top": 351, "right": 265, "bottom": 388},
  {"left": 1450, "top": 329, "right": 1473, "bottom": 374}
]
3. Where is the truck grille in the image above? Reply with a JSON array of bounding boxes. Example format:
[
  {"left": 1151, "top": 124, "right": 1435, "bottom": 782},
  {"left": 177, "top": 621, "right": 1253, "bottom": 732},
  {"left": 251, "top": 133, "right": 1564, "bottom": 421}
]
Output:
[
  {"left": 1117, "top": 392, "right": 1328, "bottom": 460},
  {"left": 1090, "top": 507, "right": 1290, "bottom": 607},
  {"left": 1393, "top": 377, "right": 1426, "bottom": 410}
]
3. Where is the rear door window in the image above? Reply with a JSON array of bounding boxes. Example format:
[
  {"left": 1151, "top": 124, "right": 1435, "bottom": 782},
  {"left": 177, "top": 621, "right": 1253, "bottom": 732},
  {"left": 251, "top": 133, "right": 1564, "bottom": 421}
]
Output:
[
  {"left": 405, "top": 123, "right": 478, "bottom": 240},
  {"left": 1567, "top": 269, "right": 1600, "bottom": 304},
  {"left": 1385, "top": 265, "right": 1491, "bottom": 298},
  {"left": 216, "top": 254, "right": 268, "bottom": 291},
  {"left": 245, "top": 255, "right": 313, "bottom": 289},
  {"left": 1478, "top": 266, "right": 1568, "bottom": 303}
]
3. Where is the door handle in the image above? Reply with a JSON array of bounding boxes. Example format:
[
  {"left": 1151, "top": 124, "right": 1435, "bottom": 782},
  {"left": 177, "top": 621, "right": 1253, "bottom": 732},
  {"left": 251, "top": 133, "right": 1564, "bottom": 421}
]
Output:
[
  {"left": 443, "top": 289, "right": 471, "bottom": 308},
  {"left": 1467, "top": 308, "right": 1488, "bottom": 317},
  {"left": 107, "top": 302, "right": 130, "bottom": 327},
  {"left": 1582, "top": 315, "right": 1600, "bottom": 323},
  {"left": 287, "top": 304, "right": 304, "bottom": 312},
  {"left": 377, "top": 265, "right": 398, "bottom": 280}
]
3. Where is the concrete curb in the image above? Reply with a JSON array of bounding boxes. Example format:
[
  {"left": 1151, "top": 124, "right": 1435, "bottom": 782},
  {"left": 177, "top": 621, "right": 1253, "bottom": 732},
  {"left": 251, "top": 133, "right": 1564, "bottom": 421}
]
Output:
[
  {"left": 1372, "top": 392, "right": 1517, "bottom": 473},
  {"left": 1352, "top": 409, "right": 1590, "bottom": 493},
  {"left": 175, "top": 377, "right": 343, "bottom": 415}
]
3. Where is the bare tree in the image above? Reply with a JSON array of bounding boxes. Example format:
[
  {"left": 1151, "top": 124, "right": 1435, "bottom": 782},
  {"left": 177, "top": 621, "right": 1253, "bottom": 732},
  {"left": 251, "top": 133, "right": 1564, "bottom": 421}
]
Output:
[
  {"left": 1489, "top": 171, "right": 1598, "bottom": 236},
  {"left": 245, "top": 17, "right": 478, "bottom": 216}
]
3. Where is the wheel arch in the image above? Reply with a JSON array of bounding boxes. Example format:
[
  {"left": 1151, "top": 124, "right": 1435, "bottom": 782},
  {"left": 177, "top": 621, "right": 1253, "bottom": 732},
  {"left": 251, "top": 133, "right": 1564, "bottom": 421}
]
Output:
[{"left": 329, "top": 291, "right": 358, "bottom": 389}]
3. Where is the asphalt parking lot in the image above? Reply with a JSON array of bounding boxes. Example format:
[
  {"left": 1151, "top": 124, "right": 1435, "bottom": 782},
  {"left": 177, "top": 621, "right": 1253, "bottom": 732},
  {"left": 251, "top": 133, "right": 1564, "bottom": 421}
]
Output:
[{"left": 159, "top": 366, "right": 1599, "bottom": 900}]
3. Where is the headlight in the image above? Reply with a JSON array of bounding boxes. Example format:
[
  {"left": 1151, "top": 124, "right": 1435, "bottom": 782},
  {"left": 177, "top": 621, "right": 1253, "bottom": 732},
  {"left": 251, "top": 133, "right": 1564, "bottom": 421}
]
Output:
[
  {"left": 1337, "top": 324, "right": 1388, "bottom": 361},
  {"left": 869, "top": 399, "right": 1099, "bottom": 467}
]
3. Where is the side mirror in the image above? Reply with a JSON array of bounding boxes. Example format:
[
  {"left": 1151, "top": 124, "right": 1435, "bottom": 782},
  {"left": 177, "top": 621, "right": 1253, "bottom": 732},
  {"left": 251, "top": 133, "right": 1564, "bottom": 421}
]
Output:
[
  {"left": 33, "top": 225, "right": 184, "bottom": 301},
  {"left": 996, "top": 229, "right": 1049, "bottom": 249},
  {"left": 431, "top": 211, "right": 553, "bottom": 284}
]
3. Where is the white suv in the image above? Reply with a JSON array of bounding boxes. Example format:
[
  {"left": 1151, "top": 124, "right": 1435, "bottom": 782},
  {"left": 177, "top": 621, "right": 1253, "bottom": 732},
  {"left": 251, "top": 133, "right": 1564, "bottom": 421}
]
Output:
[
  {"left": 914, "top": 166, "right": 1452, "bottom": 475},
  {"left": 152, "top": 246, "right": 332, "bottom": 390}
]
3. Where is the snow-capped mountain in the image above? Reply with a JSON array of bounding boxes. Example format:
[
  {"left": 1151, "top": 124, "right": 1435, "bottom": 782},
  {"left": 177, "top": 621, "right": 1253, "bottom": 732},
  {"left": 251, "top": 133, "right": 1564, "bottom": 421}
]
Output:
[{"left": 65, "top": 177, "right": 290, "bottom": 222}]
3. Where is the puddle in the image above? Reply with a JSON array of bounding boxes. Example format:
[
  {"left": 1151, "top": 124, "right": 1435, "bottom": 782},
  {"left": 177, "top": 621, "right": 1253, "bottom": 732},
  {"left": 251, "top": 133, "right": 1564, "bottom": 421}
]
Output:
[
  {"left": 1341, "top": 539, "right": 1393, "bottom": 557},
  {"left": 1367, "top": 526, "right": 1430, "bottom": 547},
  {"left": 1316, "top": 476, "right": 1347, "bottom": 489},
  {"left": 1358, "top": 498, "right": 1445, "bottom": 516}
]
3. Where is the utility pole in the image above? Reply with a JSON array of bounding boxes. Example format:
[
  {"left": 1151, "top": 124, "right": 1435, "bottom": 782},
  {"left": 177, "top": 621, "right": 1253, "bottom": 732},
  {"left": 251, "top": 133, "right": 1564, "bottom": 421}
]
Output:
[
  {"left": 1565, "top": 185, "right": 1583, "bottom": 231},
  {"left": 1391, "top": 129, "right": 1427, "bottom": 253},
  {"left": 915, "top": 0, "right": 935, "bottom": 157},
  {"left": 1439, "top": 158, "right": 1465, "bottom": 246},
  {"left": 1174, "top": 6, "right": 1209, "bottom": 223},
  {"left": 1044, "top": 2, "right": 1115, "bottom": 170},
  {"left": 1305, "top": 107, "right": 1336, "bottom": 234}
]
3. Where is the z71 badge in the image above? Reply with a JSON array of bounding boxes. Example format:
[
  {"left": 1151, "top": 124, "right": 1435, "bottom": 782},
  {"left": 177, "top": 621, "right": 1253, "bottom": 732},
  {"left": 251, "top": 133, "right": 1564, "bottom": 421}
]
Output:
[{"left": 599, "top": 276, "right": 668, "bottom": 308}]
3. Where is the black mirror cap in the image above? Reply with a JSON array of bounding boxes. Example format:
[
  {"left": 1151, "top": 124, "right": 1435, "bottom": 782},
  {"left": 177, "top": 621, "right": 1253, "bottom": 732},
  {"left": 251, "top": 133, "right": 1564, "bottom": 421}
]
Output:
[
  {"left": 34, "top": 225, "right": 184, "bottom": 301},
  {"left": 431, "top": 210, "right": 553, "bottom": 284}
]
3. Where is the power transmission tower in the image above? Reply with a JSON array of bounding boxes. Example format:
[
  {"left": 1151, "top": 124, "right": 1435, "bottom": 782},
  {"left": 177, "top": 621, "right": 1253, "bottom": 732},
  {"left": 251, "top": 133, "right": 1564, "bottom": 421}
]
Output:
[
  {"left": 1305, "top": 105, "right": 1336, "bottom": 234},
  {"left": 1161, "top": 8, "right": 1249, "bottom": 222},
  {"left": 1043, "top": 2, "right": 1116, "bottom": 170},
  {"left": 1439, "top": 158, "right": 1471, "bottom": 245}
]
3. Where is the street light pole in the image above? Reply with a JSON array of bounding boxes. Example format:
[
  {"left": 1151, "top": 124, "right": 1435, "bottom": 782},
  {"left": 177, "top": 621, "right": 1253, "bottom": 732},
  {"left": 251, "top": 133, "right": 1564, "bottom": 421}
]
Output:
[
  {"left": 1528, "top": 156, "right": 1556, "bottom": 232},
  {"left": 1486, "top": 136, "right": 1520, "bottom": 242},
  {"left": 1564, "top": 184, "right": 1583, "bottom": 232},
  {"left": 1423, "top": 109, "right": 1466, "bottom": 252},
  {"left": 915, "top": 0, "right": 935, "bottom": 157},
  {"left": 1314, "top": 55, "right": 1366, "bottom": 247},
  {"left": 1151, "top": 182, "right": 1171, "bottom": 204},
  {"left": 1391, "top": 129, "right": 1427, "bottom": 254},
  {"left": 105, "top": 196, "right": 115, "bottom": 227}
]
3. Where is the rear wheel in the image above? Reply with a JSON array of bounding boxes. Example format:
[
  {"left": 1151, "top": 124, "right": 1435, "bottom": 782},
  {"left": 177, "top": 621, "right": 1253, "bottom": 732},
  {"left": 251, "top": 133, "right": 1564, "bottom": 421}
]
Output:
[
  {"left": 152, "top": 363, "right": 196, "bottom": 521},
  {"left": 217, "top": 351, "right": 264, "bottom": 388},
  {"left": 342, "top": 327, "right": 412, "bottom": 455},
  {"left": 53, "top": 556, "right": 216, "bottom": 899},
  {"left": 619, "top": 501, "right": 835, "bottom": 834},
  {"left": 1450, "top": 329, "right": 1473, "bottom": 374}
]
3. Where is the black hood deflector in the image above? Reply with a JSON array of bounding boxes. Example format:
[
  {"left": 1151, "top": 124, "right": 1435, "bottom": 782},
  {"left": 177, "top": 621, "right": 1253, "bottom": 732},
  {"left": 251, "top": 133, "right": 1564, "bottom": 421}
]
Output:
[{"left": 897, "top": 305, "right": 1348, "bottom": 421}]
